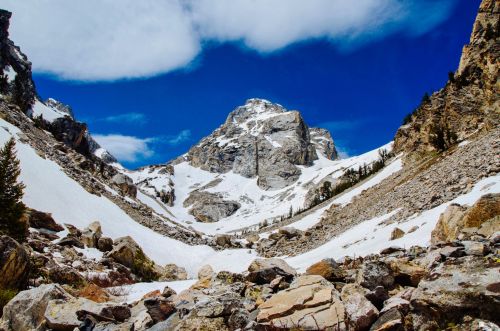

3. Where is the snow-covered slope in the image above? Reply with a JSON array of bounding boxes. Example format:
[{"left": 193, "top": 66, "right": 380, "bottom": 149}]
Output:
[
  {"left": 127, "top": 142, "right": 397, "bottom": 235},
  {"left": 0, "top": 118, "right": 255, "bottom": 276},
  {"left": 286, "top": 173, "right": 500, "bottom": 271}
]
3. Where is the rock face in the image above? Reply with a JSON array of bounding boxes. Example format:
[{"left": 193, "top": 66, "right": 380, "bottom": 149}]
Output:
[
  {"left": 185, "top": 99, "right": 337, "bottom": 190},
  {"left": 431, "top": 193, "right": 500, "bottom": 244},
  {"left": 0, "top": 284, "right": 71, "bottom": 331},
  {"left": 410, "top": 256, "right": 500, "bottom": 329},
  {"left": 0, "top": 10, "right": 36, "bottom": 113},
  {"left": 310, "top": 127, "right": 338, "bottom": 160},
  {"left": 183, "top": 191, "right": 240, "bottom": 223},
  {"left": 0, "top": 235, "right": 30, "bottom": 290},
  {"left": 257, "top": 275, "right": 346, "bottom": 330},
  {"left": 394, "top": 0, "right": 499, "bottom": 158}
]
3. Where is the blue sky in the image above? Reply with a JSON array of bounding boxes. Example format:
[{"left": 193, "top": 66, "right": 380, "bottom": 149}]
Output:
[{"left": 4, "top": 0, "right": 480, "bottom": 168}]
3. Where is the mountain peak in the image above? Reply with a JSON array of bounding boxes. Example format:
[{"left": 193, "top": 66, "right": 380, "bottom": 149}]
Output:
[{"left": 186, "top": 99, "right": 337, "bottom": 190}]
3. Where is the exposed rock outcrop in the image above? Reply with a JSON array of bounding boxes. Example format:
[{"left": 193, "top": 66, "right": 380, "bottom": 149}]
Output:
[
  {"left": 394, "top": 0, "right": 499, "bottom": 158},
  {"left": 431, "top": 193, "right": 500, "bottom": 244}
]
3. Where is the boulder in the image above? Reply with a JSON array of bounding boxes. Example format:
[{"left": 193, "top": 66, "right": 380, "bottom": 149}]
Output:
[
  {"left": 77, "top": 284, "right": 110, "bottom": 303},
  {"left": 81, "top": 221, "right": 102, "bottom": 248},
  {"left": 143, "top": 297, "right": 176, "bottom": 323},
  {"left": 44, "top": 297, "right": 108, "bottom": 331},
  {"left": 257, "top": 275, "right": 346, "bottom": 330},
  {"left": 111, "top": 174, "right": 137, "bottom": 198},
  {"left": 462, "top": 193, "right": 500, "bottom": 229},
  {"left": 58, "top": 235, "right": 84, "bottom": 249},
  {"left": 389, "top": 260, "right": 426, "bottom": 287},
  {"left": 47, "top": 265, "right": 85, "bottom": 287},
  {"left": 341, "top": 284, "right": 379, "bottom": 331},
  {"left": 97, "top": 237, "right": 113, "bottom": 252},
  {"left": 214, "top": 234, "right": 232, "bottom": 247},
  {"left": 357, "top": 261, "right": 394, "bottom": 290},
  {"left": 432, "top": 194, "right": 500, "bottom": 244},
  {"left": 184, "top": 191, "right": 240, "bottom": 223},
  {"left": 162, "top": 263, "right": 188, "bottom": 281},
  {"left": 105, "top": 236, "right": 159, "bottom": 281},
  {"left": 27, "top": 209, "right": 64, "bottom": 232},
  {"left": 247, "top": 258, "right": 297, "bottom": 284},
  {"left": 369, "top": 308, "right": 404, "bottom": 331},
  {"left": 390, "top": 227, "right": 405, "bottom": 240},
  {"left": 197, "top": 264, "right": 214, "bottom": 281},
  {"left": 0, "top": 235, "right": 30, "bottom": 290},
  {"left": 410, "top": 256, "right": 500, "bottom": 329},
  {"left": 306, "top": 258, "right": 346, "bottom": 282},
  {"left": 462, "top": 240, "right": 489, "bottom": 256},
  {"left": 0, "top": 284, "right": 71, "bottom": 331}
]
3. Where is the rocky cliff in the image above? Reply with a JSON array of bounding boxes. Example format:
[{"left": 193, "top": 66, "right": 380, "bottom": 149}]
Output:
[
  {"left": 393, "top": 0, "right": 499, "bottom": 159},
  {"left": 185, "top": 98, "right": 337, "bottom": 190},
  {"left": 0, "top": 10, "right": 116, "bottom": 164},
  {"left": 0, "top": 9, "right": 36, "bottom": 113}
]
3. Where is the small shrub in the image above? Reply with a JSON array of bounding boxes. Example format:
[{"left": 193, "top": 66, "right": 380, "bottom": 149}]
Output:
[
  {"left": 132, "top": 249, "right": 160, "bottom": 282},
  {"left": 0, "top": 288, "right": 18, "bottom": 316}
]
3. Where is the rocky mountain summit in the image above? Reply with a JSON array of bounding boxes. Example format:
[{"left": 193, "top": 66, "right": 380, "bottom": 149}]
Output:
[{"left": 184, "top": 98, "right": 337, "bottom": 190}]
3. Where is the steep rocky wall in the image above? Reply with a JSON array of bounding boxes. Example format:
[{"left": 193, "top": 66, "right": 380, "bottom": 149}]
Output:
[
  {"left": 393, "top": 0, "right": 499, "bottom": 160},
  {"left": 0, "top": 10, "right": 36, "bottom": 112}
]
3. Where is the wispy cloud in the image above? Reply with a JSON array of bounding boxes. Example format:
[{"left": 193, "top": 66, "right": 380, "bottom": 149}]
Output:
[
  {"left": 165, "top": 129, "right": 191, "bottom": 146},
  {"left": 333, "top": 139, "right": 354, "bottom": 159},
  {"left": 93, "top": 134, "right": 154, "bottom": 163},
  {"left": 93, "top": 129, "right": 192, "bottom": 163},
  {"left": 3, "top": 0, "right": 457, "bottom": 81},
  {"left": 101, "top": 113, "right": 147, "bottom": 124}
]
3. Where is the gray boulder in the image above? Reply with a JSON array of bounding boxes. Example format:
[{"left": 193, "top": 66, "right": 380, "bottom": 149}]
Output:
[
  {"left": 0, "top": 284, "right": 71, "bottom": 331},
  {"left": 184, "top": 191, "right": 240, "bottom": 223}
]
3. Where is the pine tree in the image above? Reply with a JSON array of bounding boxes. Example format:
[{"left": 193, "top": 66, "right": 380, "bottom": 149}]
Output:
[{"left": 0, "top": 138, "right": 27, "bottom": 242}]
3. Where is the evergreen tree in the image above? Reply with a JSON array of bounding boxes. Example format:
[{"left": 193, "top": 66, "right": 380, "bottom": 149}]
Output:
[{"left": 0, "top": 138, "right": 27, "bottom": 242}]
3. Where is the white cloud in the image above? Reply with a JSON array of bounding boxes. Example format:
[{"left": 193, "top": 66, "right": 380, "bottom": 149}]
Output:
[
  {"left": 93, "top": 129, "right": 192, "bottom": 163},
  {"left": 2, "top": 0, "right": 199, "bottom": 81},
  {"left": 93, "top": 134, "right": 154, "bottom": 163},
  {"left": 2, "top": 0, "right": 457, "bottom": 81}
]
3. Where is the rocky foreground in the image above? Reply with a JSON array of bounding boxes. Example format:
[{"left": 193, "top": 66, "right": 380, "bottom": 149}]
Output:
[{"left": 0, "top": 193, "right": 498, "bottom": 331}]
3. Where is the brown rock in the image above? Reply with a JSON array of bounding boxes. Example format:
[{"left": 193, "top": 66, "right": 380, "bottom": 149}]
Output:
[
  {"left": 390, "top": 227, "right": 405, "bottom": 241},
  {"left": 27, "top": 209, "right": 64, "bottom": 232},
  {"left": 77, "top": 284, "right": 110, "bottom": 303},
  {"left": 306, "top": 258, "right": 346, "bottom": 282},
  {"left": 0, "top": 235, "right": 30, "bottom": 290}
]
